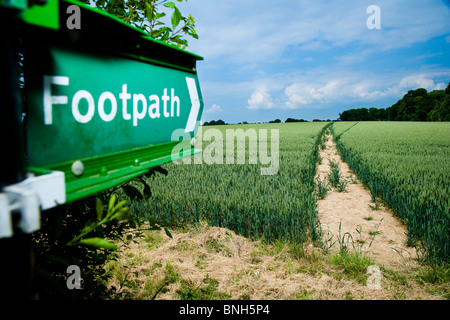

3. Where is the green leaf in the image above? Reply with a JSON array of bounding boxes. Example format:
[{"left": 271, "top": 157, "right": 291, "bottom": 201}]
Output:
[
  {"left": 170, "top": 35, "right": 187, "bottom": 46},
  {"left": 162, "top": 30, "right": 170, "bottom": 41},
  {"left": 164, "top": 228, "right": 173, "bottom": 239},
  {"left": 171, "top": 7, "right": 182, "bottom": 30},
  {"left": 111, "top": 207, "right": 129, "bottom": 220},
  {"left": 164, "top": 2, "right": 175, "bottom": 9},
  {"left": 78, "top": 237, "right": 118, "bottom": 250},
  {"left": 111, "top": 200, "right": 127, "bottom": 215},
  {"left": 154, "top": 12, "right": 166, "bottom": 19},
  {"left": 81, "top": 220, "right": 96, "bottom": 235},
  {"left": 109, "top": 194, "right": 116, "bottom": 210},
  {"left": 96, "top": 198, "right": 103, "bottom": 221},
  {"left": 151, "top": 28, "right": 165, "bottom": 38}
]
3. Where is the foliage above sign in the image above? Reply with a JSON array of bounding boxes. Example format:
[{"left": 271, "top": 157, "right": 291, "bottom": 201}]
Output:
[{"left": 83, "top": 0, "right": 198, "bottom": 49}]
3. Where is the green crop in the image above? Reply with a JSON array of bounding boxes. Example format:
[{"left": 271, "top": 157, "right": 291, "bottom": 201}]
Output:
[
  {"left": 130, "top": 122, "right": 330, "bottom": 244},
  {"left": 332, "top": 122, "right": 450, "bottom": 263}
]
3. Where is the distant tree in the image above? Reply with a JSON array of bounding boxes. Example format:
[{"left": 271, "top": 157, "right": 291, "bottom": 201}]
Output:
[
  {"left": 339, "top": 108, "right": 367, "bottom": 121},
  {"left": 387, "top": 101, "right": 400, "bottom": 121},
  {"left": 285, "top": 118, "right": 307, "bottom": 122},
  {"left": 368, "top": 108, "right": 377, "bottom": 121},
  {"left": 439, "top": 96, "right": 450, "bottom": 121},
  {"left": 203, "top": 119, "right": 226, "bottom": 126},
  {"left": 340, "top": 84, "right": 450, "bottom": 122},
  {"left": 396, "top": 88, "right": 427, "bottom": 121},
  {"left": 358, "top": 108, "right": 369, "bottom": 121},
  {"left": 429, "top": 83, "right": 450, "bottom": 121},
  {"left": 367, "top": 107, "right": 387, "bottom": 121},
  {"left": 269, "top": 119, "right": 281, "bottom": 123},
  {"left": 339, "top": 110, "right": 352, "bottom": 121}
]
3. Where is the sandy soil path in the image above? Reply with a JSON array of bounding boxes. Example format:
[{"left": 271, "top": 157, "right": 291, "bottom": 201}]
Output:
[{"left": 315, "top": 133, "right": 417, "bottom": 269}]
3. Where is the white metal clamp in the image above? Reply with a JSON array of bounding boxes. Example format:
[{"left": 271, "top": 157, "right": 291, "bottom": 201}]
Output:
[{"left": 0, "top": 170, "right": 66, "bottom": 238}]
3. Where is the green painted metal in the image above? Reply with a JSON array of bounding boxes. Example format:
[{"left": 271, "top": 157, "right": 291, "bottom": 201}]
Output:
[
  {"left": 29, "top": 140, "right": 197, "bottom": 203},
  {"left": 21, "top": 0, "right": 204, "bottom": 203},
  {"left": 0, "top": 0, "right": 27, "bottom": 10},
  {"left": 22, "top": 0, "right": 59, "bottom": 30}
]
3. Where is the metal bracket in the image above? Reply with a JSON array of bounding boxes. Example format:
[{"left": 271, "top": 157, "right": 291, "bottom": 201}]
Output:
[{"left": 0, "top": 170, "right": 65, "bottom": 238}]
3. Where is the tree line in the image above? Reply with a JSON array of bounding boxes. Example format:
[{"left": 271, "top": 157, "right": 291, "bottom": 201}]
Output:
[
  {"left": 339, "top": 83, "right": 450, "bottom": 121},
  {"left": 203, "top": 118, "right": 331, "bottom": 126}
]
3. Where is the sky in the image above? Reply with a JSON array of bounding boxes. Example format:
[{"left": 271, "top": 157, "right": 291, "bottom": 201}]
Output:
[{"left": 172, "top": 0, "right": 450, "bottom": 124}]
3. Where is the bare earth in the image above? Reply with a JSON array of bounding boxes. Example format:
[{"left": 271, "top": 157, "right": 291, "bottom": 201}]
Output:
[
  {"left": 315, "top": 134, "right": 418, "bottom": 269},
  {"left": 110, "top": 222, "right": 438, "bottom": 300}
]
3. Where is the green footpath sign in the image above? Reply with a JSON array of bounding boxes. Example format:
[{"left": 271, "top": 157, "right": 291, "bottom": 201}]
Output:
[
  {"left": 27, "top": 46, "right": 202, "bottom": 166},
  {"left": 22, "top": 0, "right": 204, "bottom": 203}
]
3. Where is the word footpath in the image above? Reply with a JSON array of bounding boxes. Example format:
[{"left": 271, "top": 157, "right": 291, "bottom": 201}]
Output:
[{"left": 44, "top": 75, "right": 181, "bottom": 127}]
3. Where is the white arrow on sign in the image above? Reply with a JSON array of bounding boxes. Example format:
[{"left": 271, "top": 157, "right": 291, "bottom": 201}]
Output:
[{"left": 185, "top": 77, "right": 201, "bottom": 132}]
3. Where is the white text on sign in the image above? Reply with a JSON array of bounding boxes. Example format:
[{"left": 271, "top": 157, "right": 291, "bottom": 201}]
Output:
[{"left": 43, "top": 75, "right": 181, "bottom": 126}]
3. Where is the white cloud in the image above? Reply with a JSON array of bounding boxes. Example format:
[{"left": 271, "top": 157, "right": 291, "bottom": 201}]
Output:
[
  {"left": 398, "top": 75, "right": 445, "bottom": 91},
  {"left": 386, "top": 74, "right": 448, "bottom": 96},
  {"left": 205, "top": 104, "right": 223, "bottom": 113},
  {"left": 284, "top": 80, "right": 341, "bottom": 109},
  {"left": 247, "top": 88, "right": 274, "bottom": 110},
  {"left": 278, "top": 69, "right": 450, "bottom": 110},
  {"left": 352, "top": 83, "right": 385, "bottom": 100},
  {"left": 185, "top": 0, "right": 450, "bottom": 65}
]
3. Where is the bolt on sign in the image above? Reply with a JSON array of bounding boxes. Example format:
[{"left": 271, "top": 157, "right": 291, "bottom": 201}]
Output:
[{"left": 22, "top": 0, "right": 204, "bottom": 203}]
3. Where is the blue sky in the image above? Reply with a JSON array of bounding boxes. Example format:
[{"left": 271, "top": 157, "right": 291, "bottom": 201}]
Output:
[{"left": 175, "top": 0, "right": 450, "bottom": 123}]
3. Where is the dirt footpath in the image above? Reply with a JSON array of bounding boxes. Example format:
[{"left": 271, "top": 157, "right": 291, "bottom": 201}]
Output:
[{"left": 315, "top": 134, "right": 418, "bottom": 269}]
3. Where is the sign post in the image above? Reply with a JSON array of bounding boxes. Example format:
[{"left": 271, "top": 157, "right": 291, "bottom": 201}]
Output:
[{"left": 0, "top": 0, "right": 35, "bottom": 301}]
